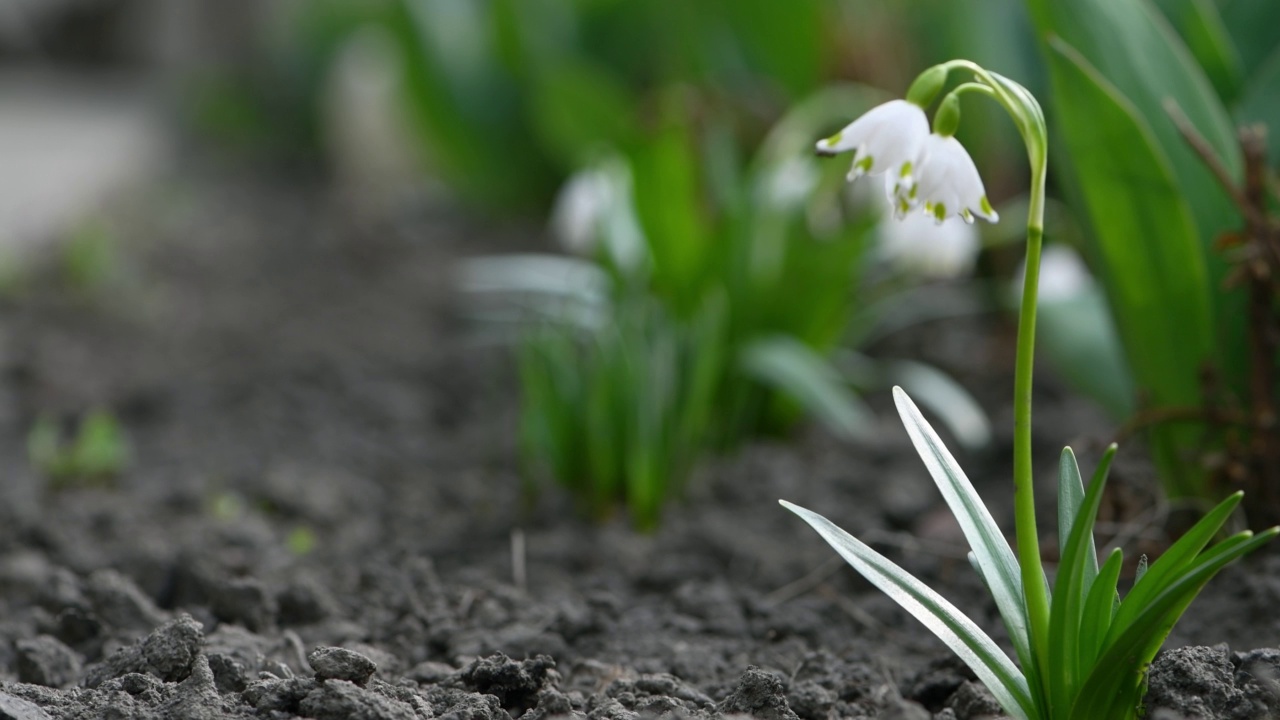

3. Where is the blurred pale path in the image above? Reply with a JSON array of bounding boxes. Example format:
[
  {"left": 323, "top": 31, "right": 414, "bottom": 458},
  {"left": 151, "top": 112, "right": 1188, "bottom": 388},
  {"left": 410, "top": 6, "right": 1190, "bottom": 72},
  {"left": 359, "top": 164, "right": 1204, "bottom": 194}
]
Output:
[{"left": 0, "top": 72, "right": 168, "bottom": 259}]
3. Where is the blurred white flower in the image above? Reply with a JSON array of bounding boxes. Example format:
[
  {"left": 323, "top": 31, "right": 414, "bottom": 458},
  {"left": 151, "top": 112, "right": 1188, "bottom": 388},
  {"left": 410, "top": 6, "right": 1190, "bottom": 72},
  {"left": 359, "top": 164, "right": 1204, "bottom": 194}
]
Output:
[
  {"left": 877, "top": 202, "right": 980, "bottom": 279},
  {"left": 815, "top": 100, "right": 930, "bottom": 187},
  {"left": 758, "top": 156, "right": 820, "bottom": 211},
  {"left": 549, "top": 157, "right": 647, "bottom": 274},
  {"left": 1015, "top": 243, "right": 1093, "bottom": 302},
  {"left": 899, "top": 134, "right": 998, "bottom": 224}
]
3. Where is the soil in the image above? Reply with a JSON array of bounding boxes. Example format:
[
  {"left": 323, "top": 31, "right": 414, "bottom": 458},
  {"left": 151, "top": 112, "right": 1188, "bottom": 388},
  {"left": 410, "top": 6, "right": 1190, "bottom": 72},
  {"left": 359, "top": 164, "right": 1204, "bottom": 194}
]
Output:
[{"left": 1, "top": 168, "right": 1278, "bottom": 720}]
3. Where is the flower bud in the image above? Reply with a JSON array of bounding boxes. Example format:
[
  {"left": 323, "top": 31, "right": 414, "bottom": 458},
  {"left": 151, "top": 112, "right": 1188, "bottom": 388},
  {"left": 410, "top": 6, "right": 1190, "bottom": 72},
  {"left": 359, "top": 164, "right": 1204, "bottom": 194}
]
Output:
[
  {"left": 933, "top": 93, "right": 962, "bottom": 137},
  {"left": 906, "top": 65, "right": 948, "bottom": 108}
]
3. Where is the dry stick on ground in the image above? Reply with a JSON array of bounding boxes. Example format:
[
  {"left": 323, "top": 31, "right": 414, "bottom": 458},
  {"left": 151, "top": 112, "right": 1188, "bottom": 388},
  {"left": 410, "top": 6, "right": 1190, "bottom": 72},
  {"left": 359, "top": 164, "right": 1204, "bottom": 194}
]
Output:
[{"left": 1164, "top": 100, "right": 1280, "bottom": 525}]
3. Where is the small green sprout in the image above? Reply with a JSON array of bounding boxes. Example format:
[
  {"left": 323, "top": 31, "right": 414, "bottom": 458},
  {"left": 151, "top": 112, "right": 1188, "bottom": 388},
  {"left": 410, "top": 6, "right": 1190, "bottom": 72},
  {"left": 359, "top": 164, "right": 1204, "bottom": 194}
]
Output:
[
  {"left": 781, "top": 60, "right": 1277, "bottom": 720},
  {"left": 28, "top": 409, "right": 131, "bottom": 487}
]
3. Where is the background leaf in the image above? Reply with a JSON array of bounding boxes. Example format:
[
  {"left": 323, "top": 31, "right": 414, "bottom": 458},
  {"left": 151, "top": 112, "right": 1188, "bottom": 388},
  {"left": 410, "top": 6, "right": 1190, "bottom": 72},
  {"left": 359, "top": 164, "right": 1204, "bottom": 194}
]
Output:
[
  {"left": 1043, "top": 37, "right": 1216, "bottom": 498},
  {"left": 739, "top": 336, "right": 875, "bottom": 441}
]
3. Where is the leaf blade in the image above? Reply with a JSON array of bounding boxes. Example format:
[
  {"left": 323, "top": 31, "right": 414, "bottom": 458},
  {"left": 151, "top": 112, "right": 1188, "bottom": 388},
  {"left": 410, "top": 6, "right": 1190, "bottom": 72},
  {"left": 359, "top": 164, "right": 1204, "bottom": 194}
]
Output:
[
  {"left": 779, "top": 500, "right": 1035, "bottom": 720},
  {"left": 892, "top": 388, "right": 1035, "bottom": 679}
]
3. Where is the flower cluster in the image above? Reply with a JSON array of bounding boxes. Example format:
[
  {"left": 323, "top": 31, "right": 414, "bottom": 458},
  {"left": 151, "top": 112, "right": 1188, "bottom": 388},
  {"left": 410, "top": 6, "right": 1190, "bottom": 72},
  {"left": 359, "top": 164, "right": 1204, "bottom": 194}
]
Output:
[{"left": 816, "top": 99, "right": 997, "bottom": 225}]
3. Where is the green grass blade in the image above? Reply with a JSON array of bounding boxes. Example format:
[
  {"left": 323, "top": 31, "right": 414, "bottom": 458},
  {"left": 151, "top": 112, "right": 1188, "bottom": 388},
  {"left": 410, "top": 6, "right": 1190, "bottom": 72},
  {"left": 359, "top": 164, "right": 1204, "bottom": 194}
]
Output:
[
  {"left": 1048, "top": 444, "right": 1115, "bottom": 711},
  {"left": 1057, "top": 448, "right": 1102, "bottom": 589},
  {"left": 892, "top": 388, "right": 1035, "bottom": 677},
  {"left": 1074, "top": 528, "right": 1278, "bottom": 719},
  {"left": 1108, "top": 491, "right": 1242, "bottom": 640},
  {"left": 1080, "top": 547, "right": 1124, "bottom": 670},
  {"left": 779, "top": 500, "right": 1035, "bottom": 720}
]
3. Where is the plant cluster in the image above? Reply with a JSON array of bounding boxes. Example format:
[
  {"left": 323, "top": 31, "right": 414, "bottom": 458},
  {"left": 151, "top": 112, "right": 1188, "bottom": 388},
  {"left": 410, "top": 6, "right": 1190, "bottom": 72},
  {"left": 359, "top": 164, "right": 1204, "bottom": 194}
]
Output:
[
  {"left": 473, "top": 86, "right": 927, "bottom": 528},
  {"left": 782, "top": 60, "right": 1277, "bottom": 720}
]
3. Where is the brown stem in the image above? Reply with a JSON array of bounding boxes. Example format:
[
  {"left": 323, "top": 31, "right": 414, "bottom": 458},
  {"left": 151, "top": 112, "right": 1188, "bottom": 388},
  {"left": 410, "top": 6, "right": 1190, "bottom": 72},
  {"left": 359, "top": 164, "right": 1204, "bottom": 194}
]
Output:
[{"left": 1163, "top": 99, "right": 1267, "bottom": 229}]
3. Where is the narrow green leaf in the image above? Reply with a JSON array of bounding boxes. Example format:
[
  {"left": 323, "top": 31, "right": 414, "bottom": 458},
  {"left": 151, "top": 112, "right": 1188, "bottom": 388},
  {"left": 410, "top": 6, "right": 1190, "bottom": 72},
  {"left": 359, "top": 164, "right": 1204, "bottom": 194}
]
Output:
[
  {"left": 529, "top": 58, "right": 639, "bottom": 170},
  {"left": 1056, "top": 448, "right": 1101, "bottom": 590},
  {"left": 1220, "top": 0, "right": 1280, "bottom": 72},
  {"left": 892, "top": 388, "right": 1034, "bottom": 677},
  {"left": 740, "top": 336, "right": 875, "bottom": 441},
  {"left": 1054, "top": 443, "right": 1116, "bottom": 707},
  {"left": 1234, "top": 47, "right": 1280, "bottom": 166},
  {"left": 1152, "top": 0, "right": 1245, "bottom": 102},
  {"left": 779, "top": 501, "right": 1035, "bottom": 720},
  {"left": 888, "top": 360, "right": 992, "bottom": 451},
  {"left": 1109, "top": 491, "right": 1243, "bottom": 639},
  {"left": 1048, "top": 444, "right": 1115, "bottom": 713},
  {"left": 1075, "top": 528, "right": 1278, "bottom": 719},
  {"left": 1025, "top": 0, "right": 1242, "bottom": 244},
  {"left": 1079, "top": 547, "right": 1124, "bottom": 670}
]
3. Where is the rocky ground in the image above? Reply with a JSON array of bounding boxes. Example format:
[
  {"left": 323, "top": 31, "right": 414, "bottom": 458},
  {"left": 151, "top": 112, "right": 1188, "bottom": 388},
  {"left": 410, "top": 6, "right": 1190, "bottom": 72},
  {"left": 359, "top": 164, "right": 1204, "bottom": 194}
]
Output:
[{"left": 0, "top": 169, "right": 1277, "bottom": 719}]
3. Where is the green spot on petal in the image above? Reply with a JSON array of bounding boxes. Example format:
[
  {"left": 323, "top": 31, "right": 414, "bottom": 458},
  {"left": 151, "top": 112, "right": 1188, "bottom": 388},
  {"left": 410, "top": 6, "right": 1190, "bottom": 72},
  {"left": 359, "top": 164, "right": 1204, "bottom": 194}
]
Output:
[
  {"left": 825, "top": 131, "right": 843, "bottom": 147},
  {"left": 980, "top": 196, "right": 995, "bottom": 216},
  {"left": 933, "top": 203, "right": 946, "bottom": 221},
  {"left": 856, "top": 156, "right": 873, "bottom": 173},
  {"left": 899, "top": 161, "right": 913, "bottom": 178}
]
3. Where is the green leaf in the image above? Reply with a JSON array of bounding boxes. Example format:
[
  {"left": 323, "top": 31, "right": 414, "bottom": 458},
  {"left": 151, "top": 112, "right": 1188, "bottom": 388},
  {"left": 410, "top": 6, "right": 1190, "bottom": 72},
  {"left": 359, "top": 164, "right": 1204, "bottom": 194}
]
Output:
[
  {"left": 1075, "top": 528, "right": 1278, "bottom": 719},
  {"left": 1234, "top": 47, "right": 1280, "bottom": 166},
  {"left": 628, "top": 90, "right": 710, "bottom": 313},
  {"left": 1108, "top": 491, "right": 1243, "bottom": 638},
  {"left": 892, "top": 388, "right": 1035, "bottom": 680},
  {"left": 1079, "top": 547, "right": 1124, "bottom": 669},
  {"left": 739, "top": 336, "right": 875, "bottom": 441},
  {"left": 1152, "top": 0, "right": 1245, "bottom": 102},
  {"left": 887, "top": 360, "right": 991, "bottom": 451},
  {"left": 1220, "top": 0, "right": 1280, "bottom": 72},
  {"left": 529, "top": 58, "right": 639, "bottom": 170},
  {"left": 1047, "top": 445, "right": 1115, "bottom": 712},
  {"left": 389, "top": 0, "right": 552, "bottom": 207},
  {"left": 779, "top": 501, "right": 1035, "bottom": 720},
  {"left": 719, "top": 0, "right": 824, "bottom": 98},
  {"left": 1056, "top": 448, "right": 1098, "bottom": 590},
  {"left": 1044, "top": 37, "right": 1216, "bottom": 499},
  {"left": 1025, "top": 0, "right": 1241, "bottom": 242}
]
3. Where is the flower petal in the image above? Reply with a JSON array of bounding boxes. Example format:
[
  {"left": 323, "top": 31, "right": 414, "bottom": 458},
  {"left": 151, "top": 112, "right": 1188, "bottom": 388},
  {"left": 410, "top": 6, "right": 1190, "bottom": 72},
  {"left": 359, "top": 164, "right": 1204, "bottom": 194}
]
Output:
[
  {"left": 912, "top": 135, "right": 998, "bottom": 224},
  {"left": 815, "top": 100, "right": 929, "bottom": 181}
]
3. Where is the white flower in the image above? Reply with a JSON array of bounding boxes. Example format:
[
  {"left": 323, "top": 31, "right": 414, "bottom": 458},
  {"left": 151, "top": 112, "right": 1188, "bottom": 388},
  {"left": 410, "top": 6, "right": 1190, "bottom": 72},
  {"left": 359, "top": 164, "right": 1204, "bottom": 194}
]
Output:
[
  {"left": 815, "top": 100, "right": 929, "bottom": 186},
  {"left": 549, "top": 157, "right": 647, "bottom": 273},
  {"left": 897, "top": 134, "right": 998, "bottom": 224},
  {"left": 757, "top": 156, "right": 820, "bottom": 211},
  {"left": 877, "top": 205, "right": 980, "bottom": 279}
]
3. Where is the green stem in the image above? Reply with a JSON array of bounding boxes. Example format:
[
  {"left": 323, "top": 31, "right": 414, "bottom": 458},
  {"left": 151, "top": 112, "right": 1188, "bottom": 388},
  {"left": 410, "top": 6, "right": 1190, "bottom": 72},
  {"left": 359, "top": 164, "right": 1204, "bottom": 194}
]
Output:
[
  {"left": 941, "top": 57, "right": 1053, "bottom": 681},
  {"left": 1016, "top": 162, "right": 1049, "bottom": 677}
]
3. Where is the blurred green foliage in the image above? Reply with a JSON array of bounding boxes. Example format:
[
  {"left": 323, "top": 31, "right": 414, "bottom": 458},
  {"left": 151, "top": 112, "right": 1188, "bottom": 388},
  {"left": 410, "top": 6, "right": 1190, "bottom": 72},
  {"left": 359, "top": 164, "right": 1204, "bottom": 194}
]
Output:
[
  {"left": 278, "top": 1, "right": 1011, "bottom": 526},
  {"left": 508, "top": 85, "right": 885, "bottom": 528}
]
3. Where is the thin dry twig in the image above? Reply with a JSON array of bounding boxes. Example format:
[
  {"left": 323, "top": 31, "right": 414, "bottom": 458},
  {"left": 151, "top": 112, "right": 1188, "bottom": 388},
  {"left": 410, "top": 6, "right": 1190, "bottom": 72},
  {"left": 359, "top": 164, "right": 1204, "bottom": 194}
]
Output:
[{"left": 1163, "top": 98, "right": 1266, "bottom": 228}]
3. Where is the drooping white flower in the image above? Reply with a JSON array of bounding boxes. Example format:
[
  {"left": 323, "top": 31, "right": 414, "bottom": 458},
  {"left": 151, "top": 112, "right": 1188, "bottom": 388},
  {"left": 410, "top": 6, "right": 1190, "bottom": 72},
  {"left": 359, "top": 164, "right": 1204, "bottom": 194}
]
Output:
[
  {"left": 897, "top": 134, "right": 998, "bottom": 225},
  {"left": 815, "top": 100, "right": 930, "bottom": 187},
  {"left": 549, "top": 157, "right": 648, "bottom": 274}
]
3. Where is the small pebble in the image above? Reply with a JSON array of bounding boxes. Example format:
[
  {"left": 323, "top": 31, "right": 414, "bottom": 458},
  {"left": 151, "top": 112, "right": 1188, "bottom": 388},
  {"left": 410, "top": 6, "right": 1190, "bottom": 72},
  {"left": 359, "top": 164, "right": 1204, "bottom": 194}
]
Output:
[{"left": 308, "top": 646, "right": 377, "bottom": 686}]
